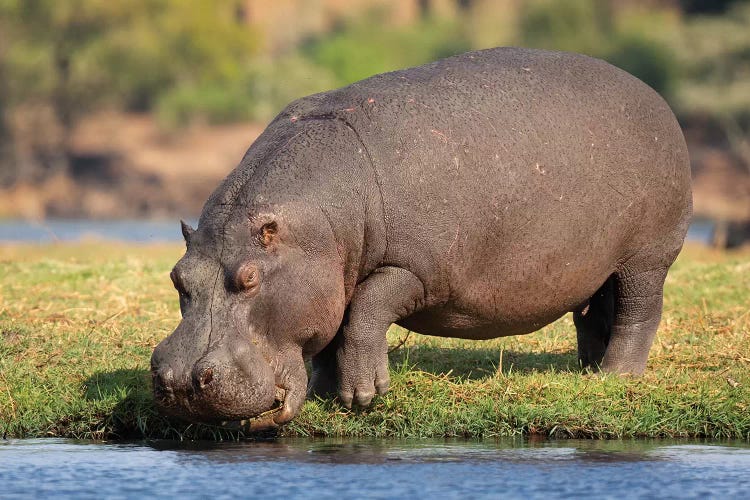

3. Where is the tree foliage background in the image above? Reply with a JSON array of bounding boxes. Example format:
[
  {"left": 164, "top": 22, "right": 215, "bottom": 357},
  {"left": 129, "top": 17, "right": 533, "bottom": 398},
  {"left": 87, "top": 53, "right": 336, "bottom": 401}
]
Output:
[{"left": 1, "top": 0, "right": 749, "bottom": 184}]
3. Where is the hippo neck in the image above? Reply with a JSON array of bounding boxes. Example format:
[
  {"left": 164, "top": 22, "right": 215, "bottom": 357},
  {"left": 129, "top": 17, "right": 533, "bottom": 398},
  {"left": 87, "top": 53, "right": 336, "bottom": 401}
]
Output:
[
  {"left": 324, "top": 158, "right": 387, "bottom": 305},
  {"left": 276, "top": 115, "right": 388, "bottom": 303},
  {"left": 301, "top": 119, "right": 387, "bottom": 304}
]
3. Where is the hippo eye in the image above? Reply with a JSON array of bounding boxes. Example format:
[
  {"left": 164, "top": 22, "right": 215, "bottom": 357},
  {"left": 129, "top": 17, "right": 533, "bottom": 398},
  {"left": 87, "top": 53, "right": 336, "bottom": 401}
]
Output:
[{"left": 235, "top": 263, "right": 260, "bottom": 293}]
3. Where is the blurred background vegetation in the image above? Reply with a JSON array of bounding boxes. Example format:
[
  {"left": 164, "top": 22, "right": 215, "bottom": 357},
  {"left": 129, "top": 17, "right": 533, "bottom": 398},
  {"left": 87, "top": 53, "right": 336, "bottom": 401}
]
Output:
[{"left": 0, "top": 0, "right": 748, "bottom": 243}]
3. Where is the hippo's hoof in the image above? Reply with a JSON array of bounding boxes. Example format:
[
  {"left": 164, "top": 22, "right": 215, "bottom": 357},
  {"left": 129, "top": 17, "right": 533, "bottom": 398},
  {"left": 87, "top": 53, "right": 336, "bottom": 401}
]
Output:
[{"left": 338, "top": 371, "right": 389, "bottom": 409}]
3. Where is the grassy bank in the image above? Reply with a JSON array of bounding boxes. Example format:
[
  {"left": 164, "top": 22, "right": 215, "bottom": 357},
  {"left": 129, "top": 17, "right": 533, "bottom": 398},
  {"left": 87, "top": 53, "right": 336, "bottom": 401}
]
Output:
[{"left": 1, "top": 243, "right": 748, "bottom": 440}]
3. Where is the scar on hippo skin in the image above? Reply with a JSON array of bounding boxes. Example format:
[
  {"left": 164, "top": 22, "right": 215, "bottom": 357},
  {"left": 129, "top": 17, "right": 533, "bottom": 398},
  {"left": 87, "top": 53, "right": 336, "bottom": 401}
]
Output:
[{"left": 151, "top": 47, "right": 692, "bottom": 429}]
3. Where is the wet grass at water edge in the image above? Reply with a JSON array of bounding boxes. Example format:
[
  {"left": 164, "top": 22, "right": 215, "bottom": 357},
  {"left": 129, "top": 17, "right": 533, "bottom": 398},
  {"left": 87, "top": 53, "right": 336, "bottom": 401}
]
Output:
[{"left": 0, "top": 243, "right": 748, "bottom": 440}]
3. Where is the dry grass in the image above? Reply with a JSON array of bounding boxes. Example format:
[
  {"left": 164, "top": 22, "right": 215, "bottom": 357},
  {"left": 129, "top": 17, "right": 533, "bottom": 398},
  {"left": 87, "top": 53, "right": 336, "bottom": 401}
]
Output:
[{"left": 0, "top": 242, "right": 748, "bottom": 440}]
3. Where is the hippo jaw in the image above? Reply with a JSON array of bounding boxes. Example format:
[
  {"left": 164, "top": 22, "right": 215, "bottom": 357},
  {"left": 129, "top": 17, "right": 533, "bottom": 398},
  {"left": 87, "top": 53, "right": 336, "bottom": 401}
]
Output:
[
  {"left": 150, "top": 294, "right": 313, "bottom": 428},
  {"left": 152, "top": 373, "right": 286, "bottom": 427}
]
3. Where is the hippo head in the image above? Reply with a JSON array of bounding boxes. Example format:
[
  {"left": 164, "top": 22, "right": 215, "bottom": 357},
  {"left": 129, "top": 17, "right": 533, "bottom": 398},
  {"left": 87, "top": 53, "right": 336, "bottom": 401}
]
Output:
[{"left": 151, "top": 205, "right": 346, "bottom": 428}]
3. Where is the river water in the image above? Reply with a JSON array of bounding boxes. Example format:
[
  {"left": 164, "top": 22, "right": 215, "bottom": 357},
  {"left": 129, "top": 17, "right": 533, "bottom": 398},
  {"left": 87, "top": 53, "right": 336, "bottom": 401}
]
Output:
[
  {"left": 1, "top": 438, "right": 749, "bottom": 499},
  {"left": 0, "top": 219, "right": 192, "bottom": 243}
]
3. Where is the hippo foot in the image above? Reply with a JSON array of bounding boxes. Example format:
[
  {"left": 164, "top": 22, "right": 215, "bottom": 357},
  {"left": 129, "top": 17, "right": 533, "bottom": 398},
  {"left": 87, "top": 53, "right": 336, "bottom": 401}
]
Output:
[
  {"left": 583, "top": 265, "right": 669, "bottom": 376},
  {"left": 336, "top": 351, "right": 390, "bottom": 408}
]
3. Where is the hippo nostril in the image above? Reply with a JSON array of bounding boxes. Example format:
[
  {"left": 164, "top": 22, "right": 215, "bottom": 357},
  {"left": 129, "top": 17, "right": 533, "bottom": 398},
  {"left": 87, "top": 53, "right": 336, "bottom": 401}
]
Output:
[
  {"left": 194, "top": 367, "right": 214, "bottom": 389},
  {"left": 152, "top": 368, "right": 176, "bottom": 401}
]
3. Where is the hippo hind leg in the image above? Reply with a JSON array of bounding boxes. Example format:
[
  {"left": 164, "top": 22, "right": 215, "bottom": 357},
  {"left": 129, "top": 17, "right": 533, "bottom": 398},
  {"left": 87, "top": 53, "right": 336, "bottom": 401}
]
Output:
[
  {"left": 574, "top": 276, "right": 615, "bottom": 370},
  {"left": 600, "top": 265, "right": 669, "bottom": 375},
  {"left": 575, "top": 263, "right": 669, "bottom": 375}
]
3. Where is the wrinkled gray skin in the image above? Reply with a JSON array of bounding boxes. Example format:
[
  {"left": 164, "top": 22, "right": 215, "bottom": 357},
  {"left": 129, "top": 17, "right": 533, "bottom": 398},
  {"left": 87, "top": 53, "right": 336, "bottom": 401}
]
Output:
[{"left": 151, "top": 48, "right": 692, "bottom": 428}]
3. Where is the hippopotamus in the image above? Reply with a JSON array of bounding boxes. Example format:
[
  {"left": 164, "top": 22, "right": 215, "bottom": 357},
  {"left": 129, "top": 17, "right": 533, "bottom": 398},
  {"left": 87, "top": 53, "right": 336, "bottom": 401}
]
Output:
[{"left": 150, "top": 47, "right": 692, "bottom": 429}]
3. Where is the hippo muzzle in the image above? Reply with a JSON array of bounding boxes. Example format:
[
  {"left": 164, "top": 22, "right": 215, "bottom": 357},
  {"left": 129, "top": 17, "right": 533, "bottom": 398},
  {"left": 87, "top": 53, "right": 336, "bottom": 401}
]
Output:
[{"left": 150, "top": 328, "right": 284, "bottom": 425}]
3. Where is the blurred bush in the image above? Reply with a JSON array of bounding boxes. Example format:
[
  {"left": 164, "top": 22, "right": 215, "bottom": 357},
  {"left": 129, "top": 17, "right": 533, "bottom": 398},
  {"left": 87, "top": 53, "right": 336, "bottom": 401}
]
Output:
[
  {"left": 98, "top": 0, "right": 260, "bottom": 112},
  {"left": 673, "top": 1, "right": 750, "bottom": 121},
  {"left": 156, "top": 54, "right": 337, "bottom": 127},
  {"left": 518, "top": 0, "right": 679, "bottom": 97},
  {"left": 603, "top": 36, "right": 678, "bottom": 98},
  {"left": 302, "top": 12, "right": 470, "bottom": 85},
  {"left": 519, "top": 0, "right": 614, "bottom": 55},
  {"left": 0, "top": 0, "right": 748, "bottom": 144},
  {"left": 0, "top": 0, "right": 264, "bottom": 180}
]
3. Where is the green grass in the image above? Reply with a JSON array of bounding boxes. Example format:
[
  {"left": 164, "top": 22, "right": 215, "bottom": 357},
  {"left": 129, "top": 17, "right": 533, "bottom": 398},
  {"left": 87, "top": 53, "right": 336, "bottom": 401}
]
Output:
[{"left": 1, "top": 243, "right": 748, "bottom": 440}]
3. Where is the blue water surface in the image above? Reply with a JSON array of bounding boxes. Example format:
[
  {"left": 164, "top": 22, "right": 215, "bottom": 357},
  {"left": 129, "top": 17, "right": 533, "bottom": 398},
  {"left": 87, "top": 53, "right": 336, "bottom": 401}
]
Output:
[
  {"left": 0, "top": 219, "right": 193, "bottom": 243},
  {"left": 1, "top": 439, "right": 749, "bottom": 499}
]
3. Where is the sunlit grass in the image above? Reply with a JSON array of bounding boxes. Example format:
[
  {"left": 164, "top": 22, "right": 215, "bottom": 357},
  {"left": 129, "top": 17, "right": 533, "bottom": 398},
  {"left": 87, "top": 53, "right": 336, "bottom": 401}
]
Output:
[{"left": 0, "top": 243, "right": 748, "bottom": 440}]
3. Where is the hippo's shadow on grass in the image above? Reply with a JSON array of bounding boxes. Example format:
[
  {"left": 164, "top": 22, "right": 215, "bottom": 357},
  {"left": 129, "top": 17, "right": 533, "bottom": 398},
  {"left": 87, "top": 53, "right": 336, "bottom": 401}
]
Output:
[
  {"left": 84, "top": 369, "right": 150, "bottom": 404},
  {"left": 83, "top": 369, "right": 163, "bottom": 438},
  {"left": 388, "top": 345, "right": 579, "bottom": 380}
]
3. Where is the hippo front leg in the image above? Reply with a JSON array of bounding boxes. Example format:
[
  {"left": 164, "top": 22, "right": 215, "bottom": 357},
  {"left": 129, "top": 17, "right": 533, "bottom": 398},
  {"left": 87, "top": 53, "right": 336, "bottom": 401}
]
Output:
[{"left": 336, "top": 266, "right": 424, "bottom": 408}]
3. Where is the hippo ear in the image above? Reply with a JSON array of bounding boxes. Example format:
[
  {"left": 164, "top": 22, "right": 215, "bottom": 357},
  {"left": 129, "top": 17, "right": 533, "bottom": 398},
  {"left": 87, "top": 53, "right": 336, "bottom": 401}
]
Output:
[
  {"left": 259, "top": 221, "right": 278, "bottom": 247},
  {"left": 180, "top": 220, "right": 195, "bottom": 243}
]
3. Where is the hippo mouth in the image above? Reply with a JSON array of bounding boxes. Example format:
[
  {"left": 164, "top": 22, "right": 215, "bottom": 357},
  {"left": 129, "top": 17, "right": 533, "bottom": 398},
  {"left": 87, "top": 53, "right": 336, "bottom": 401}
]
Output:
[
  {"left": 220, "top": 386, "right": 287, "bottom": 431},
  {"left": 153, "top": 375, "right": 287, "bottom": 429}
]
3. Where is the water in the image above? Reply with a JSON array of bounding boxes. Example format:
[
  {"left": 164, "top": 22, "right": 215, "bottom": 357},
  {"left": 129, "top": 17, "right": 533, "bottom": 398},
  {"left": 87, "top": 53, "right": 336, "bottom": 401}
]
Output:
[
  {"left": 1, "top": 439, "right": 749, "bottom": 499},
  {"left": 0, "top": 219, "right": 194, "bottom": 243},
  {"left": 686, "top": 218, "right": 714, "bottom": 244},
  {"left": 0, "top": 219, "right": 716, "bottom": 243}
]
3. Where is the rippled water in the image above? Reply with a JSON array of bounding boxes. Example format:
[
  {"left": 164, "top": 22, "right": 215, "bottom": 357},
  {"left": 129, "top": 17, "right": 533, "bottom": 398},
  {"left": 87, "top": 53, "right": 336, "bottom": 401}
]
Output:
[{"left": 1, "top": 439, "right": 749, "bottom": 499}]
